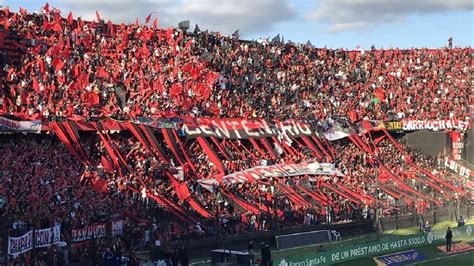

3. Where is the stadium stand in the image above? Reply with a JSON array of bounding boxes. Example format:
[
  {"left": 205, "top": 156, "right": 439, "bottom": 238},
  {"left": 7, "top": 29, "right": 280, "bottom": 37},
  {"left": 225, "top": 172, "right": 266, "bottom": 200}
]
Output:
[{"left": 0, "top": 4, "right": 471, "bottom": 265}]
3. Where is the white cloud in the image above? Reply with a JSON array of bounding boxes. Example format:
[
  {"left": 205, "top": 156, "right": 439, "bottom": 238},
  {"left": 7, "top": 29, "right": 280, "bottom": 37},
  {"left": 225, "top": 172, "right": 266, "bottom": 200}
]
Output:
[
  {"left": 55, "top": 0, "right": 296, "bottom": 36},
  {"left": 306, "top": 0, "right": 474, "bottom": 32},
  {"left": 169, "top": 0, "right": 296, "bottom": 35},
  {"left": 56, "top": 0, "right": 167, "bottom": 24}
]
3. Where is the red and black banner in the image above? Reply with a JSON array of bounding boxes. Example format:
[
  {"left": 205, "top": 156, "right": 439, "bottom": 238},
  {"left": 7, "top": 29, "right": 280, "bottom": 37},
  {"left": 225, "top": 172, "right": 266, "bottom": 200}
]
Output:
[{"left": 181, "top": 118, "right": 314, "bottom": 139}]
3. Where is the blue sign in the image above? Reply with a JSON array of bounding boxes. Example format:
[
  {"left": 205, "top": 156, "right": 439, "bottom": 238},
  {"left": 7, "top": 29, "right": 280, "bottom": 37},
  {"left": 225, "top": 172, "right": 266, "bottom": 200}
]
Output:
[{"left": 374, "top": 249, "right": 426, "bottom": 266}]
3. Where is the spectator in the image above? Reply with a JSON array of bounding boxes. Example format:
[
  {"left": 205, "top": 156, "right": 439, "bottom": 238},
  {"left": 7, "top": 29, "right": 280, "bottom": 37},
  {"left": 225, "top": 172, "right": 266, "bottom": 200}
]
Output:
[
  {"left": 458, "top": 216, "right": 465, "bottom": 227},
  {"left": 445, "top": 227, "right": 453, "bottom": 252}
]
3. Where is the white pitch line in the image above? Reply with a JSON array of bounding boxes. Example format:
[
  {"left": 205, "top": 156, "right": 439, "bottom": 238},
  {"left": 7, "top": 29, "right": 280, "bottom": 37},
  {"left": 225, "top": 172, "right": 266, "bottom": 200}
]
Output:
[{"left": 409, "top": 250, "right": 474, "bottom": 265}]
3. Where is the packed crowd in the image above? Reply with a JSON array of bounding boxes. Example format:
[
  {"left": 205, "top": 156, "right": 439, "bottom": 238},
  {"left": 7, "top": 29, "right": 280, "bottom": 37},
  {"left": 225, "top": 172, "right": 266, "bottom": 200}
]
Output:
[
  {"left": 0, "top": 6, "right": 472, "bottom": 122},
  {"left": 2, "top": 129, "right": 468, "bottom": 235},
  {"left": 1, "top": 128, "right": 469, "bottom": 264},
  {"left": 0, "top": 4, "right": 472, "bottom": 265}
]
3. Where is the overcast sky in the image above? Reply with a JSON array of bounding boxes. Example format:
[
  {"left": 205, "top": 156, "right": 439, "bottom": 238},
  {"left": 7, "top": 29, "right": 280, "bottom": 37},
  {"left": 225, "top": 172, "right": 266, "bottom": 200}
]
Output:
[{"left": 2, "top": 0, "right": 473, "bottom": 49}]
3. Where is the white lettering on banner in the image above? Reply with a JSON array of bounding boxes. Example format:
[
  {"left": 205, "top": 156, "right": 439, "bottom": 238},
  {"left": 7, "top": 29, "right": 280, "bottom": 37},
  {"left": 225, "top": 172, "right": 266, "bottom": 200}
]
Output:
[
  {"left": 276, "top": 235, "right": 429, "bottom": 266},
  {"left": 242, "top": 120, "right": 260, "bottom": 137},
  {"left": 297, "top": 121, "right": 312, "bottom": 135},
  {"left": 182, "top": 118, "right": 315, "bottom": 139},
  {"left": 444, "top": 157, "right": 473, "bottom": 178},
  {"left": 228, "top": 121, "right": 243, "bottom": 138},
  {"left": 221, "top": 162, "right": 342, "bottom": 184},
  {"left": 7, "top": 225, "right": 61, "bottom": 255},
  {"left": 401, "top": 119, "right": 470, "bottom": 132},
  {"left": 72, "top": 223, "right": 107, "bottom": 243},
  {"left": 210, "top": 120, "right": 231, "bottom": 138},
  {"left": 259, "top": 120, "right": 273, "bottom": 135},
  {"left": 198, "top": 162, "right": 343, "bottom": 190},
  {"left": 34, "top": 225, "right": 61, "bottom": 248},
  {"left": 0, "top": 117, "right": 42, "bottom": 133},
  {"left": 200, "top": 123, "right": 215, "bottom": 136},
  {"left": 8, "top": 231, "right": 33, "bottom": 256},
  {"left": 35, "top": 228, "right": 52, "bottom": 248},
  {"left": 439, "top": 120, "right": 446, "bottom": 130},
  {"left": 453, "top": 142, "right": 464, "bottom": 149}
]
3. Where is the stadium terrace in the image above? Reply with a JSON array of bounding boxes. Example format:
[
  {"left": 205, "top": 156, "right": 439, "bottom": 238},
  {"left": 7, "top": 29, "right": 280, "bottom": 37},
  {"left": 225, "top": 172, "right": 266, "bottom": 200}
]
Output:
[{"left": 0, "top": 3, "right": 472, "bottom": 265}]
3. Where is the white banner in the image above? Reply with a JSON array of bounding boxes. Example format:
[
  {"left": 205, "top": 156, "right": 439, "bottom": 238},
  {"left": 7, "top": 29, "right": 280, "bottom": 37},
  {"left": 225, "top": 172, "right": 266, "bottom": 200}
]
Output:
[
  {"left": 444, "top": 157, "right": 473, "bottom": 179},
  {"left": 8, "top": 231, "right": 33, "bottom": 256},
  {"left": 112, "top": 220, "right": 124, "bottom": 237},
  {"left": 35, "top": 225, "right": 61, "bottom": 248},
  {"left": 199, "top": 162, "right": 343, "bottom": 190},
  {"left": 53, "top": 224, "right": 61, "bottom": 244},
  {"left": 0, "top": 117, "right": 41, "bottom": 133}
]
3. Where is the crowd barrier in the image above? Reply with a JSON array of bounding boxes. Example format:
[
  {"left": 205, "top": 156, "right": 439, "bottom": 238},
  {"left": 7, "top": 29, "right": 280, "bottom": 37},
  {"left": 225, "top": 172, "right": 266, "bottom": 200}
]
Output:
[{"left": 379, "top": 205, "right": 472, "bottom": 232}]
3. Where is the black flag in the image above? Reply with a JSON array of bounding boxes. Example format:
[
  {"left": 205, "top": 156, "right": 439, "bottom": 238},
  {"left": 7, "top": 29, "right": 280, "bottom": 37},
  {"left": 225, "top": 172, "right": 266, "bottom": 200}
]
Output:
[
  {"left": 271, "top": 34, "right": 280, "bottom": 43},
  {"left": 194, "top": 23, "right": 201, "bottom": 34},
  {"left": 232, "top": 29, "right": 240, "bottom": 39}
]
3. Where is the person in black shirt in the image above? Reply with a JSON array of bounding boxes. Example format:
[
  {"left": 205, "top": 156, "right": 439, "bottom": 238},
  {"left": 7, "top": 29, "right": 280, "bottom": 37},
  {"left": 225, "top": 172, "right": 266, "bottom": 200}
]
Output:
[
  {"left": 179, "top": 246, "right": 189, "bottom": 266},
  {"left": 171, "top": 248, "right": 179, "bottom": 266},
  {"left": 248, "top": 241, "right": 254, "bottom": 253},
  {"left": 445, "top": 227, "right": 453, "bottom": 252}
]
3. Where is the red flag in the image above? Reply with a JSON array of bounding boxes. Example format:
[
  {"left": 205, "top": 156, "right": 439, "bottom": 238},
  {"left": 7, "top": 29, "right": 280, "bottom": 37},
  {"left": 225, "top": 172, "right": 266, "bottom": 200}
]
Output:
[
  {"left": 377, "top": 167, "right": 390, "bottom": 183},
  {"left": 169, "top": 176, "right": 191, "bottom": 202},
  {"left": 93, "top": 179, "right": 108, "bottom": 193},
  {"left": 52, "top": 19, "right": 62, "bottom": 32},
  {"left": 96, "top": 66, "right": 109, "bottom": 78},
  {"left": 32, "top": 77, "right": 40, "bottom": 92},
  {"left": 185, "top": 39, "right": 193, "bottom": 49},
  {"left": 141, "top": 42, "right": 149, "bottom": 57},
  {"left": 205, "top": 72, "right": 219, "bottom": 84},
  {"left": 374, "top": 87, "right": 385, "bottom": 101},
  {"left": 53, "top": 10, "right": 61, "bottom": 24},
  {"left": 38, "top": 59, "right": 44, "bottom": 74},
  {"left": 169, "top": 83, "right": 181, "bottom": 96},
  {"left": 84, "top": 92, "right": 100, "bottom": 105},
  {"left": 145, "top": 13, "right": 152, "bottom": 24},
  {"left": 107, "top": 20, "right": 114, "bottom": 35},
  {"left": 166, "top": 28, "right": 173, "bottom": 43},
  {"left": 62, "top": 40, "right": 71, "bottom": 59},
  {"left": 3, "top": 18, "right": 9, "bottom": 30},
  {"left": 101, "top": 155, "right": 114, "bottom": 172},
  {"left": 349, "top": 109, "right": 357, "bottom": 123},
  {"left": 78, "top": 17, "right": 84, "bottom": 29},
  {"left": 42, "top": 19, "right": 50, "bottom": 31},
  {"left": 95, "top": 10, "right": 101, "bottom": 22},
  {"left": 152, "top": 17, "right": 158, "bottom": 29},
  {"left": 19, "top": 7, "right": 27, "bottom": 16},
  {"left": 52, "top": 57, "right": 64, "bottom": 71},
  {"left": 6, "top": 67, "right": 14, "bottom": 81},
  {"left": 153, "top": 77, "right": 164, "bottom": 94},
  {"left": 43, "top": 3, "right": 50, "bottom": 13},
  {"left": 67, "top": 11, "right": 73, "bottom": 25},
  {"left": 373, "top": 135, "right": 386, "bottom": 145},
  {"left": 361, "top": 120, "right": 372, "bottom": 131},
  {"left": 3, "top": 7, "right": 9, "bottom": 16}
]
